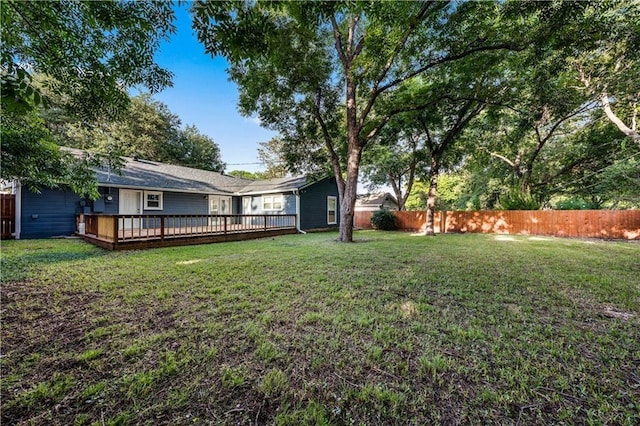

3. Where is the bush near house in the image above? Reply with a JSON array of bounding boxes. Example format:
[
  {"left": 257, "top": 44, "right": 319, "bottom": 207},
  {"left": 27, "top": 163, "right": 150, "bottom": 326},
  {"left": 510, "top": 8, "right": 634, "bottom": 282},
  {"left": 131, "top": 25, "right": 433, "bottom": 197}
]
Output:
[{"left": 370, "top": 209, "right": 397, "bottom": 230}]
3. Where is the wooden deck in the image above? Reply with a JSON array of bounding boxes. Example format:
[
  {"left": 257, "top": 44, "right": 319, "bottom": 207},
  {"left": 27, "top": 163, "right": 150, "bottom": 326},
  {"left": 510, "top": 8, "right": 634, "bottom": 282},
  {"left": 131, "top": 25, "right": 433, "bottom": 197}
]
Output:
[{"left": 79, "top": 214, "right": 298, "bottom": 250}]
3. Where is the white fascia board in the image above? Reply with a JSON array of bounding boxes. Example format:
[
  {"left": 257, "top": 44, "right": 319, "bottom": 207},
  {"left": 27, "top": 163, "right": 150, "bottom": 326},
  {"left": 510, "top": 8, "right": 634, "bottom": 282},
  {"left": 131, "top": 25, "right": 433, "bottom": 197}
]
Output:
[{"left": 239, "top": 189, "right": 297, "bottom": 196}]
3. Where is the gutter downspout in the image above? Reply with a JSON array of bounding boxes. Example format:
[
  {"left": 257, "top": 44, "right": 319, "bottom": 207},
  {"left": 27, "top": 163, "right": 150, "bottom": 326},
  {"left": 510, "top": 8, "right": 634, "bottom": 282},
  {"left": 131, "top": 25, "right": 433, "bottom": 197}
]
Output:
[
  {"left": 14, "top": 180, "right": 21, "bottom": 239},
  {"left": 294, "top": 189, "right": 306, "bottom": 234}
]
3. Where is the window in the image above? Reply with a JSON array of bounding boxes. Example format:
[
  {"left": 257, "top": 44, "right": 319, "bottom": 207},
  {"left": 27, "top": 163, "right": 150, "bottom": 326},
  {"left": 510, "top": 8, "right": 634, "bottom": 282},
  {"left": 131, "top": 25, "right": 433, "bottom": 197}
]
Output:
[
  {"left": 262, "top": 194, "right": 283, "bottom": 211},
  {"left": 144, "top": 191, "right": 163, "bottom": 210},
  {"left": 327, "top": 196, "right": 337, "bottom": 224}
]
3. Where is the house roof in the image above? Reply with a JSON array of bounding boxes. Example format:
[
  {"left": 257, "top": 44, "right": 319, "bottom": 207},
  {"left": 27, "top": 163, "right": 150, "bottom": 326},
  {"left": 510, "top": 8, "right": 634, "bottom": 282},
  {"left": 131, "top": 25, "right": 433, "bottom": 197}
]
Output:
[
  {"left": 238, "top": 175, "right": 310, "bottom": 194},
  {"left": 63, "top": 147, "right": 318, "bottom": 195},
  {"left": 356, "top": 192, "right": 398, "bottom": 207},
  {"left": 96, "top": 156, "right": 253, "bottom": 195}
]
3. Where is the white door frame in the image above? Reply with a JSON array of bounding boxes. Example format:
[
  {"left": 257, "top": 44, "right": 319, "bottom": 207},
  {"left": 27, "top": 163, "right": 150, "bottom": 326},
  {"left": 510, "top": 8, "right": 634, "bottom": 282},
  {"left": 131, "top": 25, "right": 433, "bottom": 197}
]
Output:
[
  {"left": 119, "top": 189, "right": 142, "bottom": 229},
  {"left": 209, "top": 195, "right": 232, "bottom": 226},
  {"left": 242, "top": 196, "right": 252, "bottom": 226}
]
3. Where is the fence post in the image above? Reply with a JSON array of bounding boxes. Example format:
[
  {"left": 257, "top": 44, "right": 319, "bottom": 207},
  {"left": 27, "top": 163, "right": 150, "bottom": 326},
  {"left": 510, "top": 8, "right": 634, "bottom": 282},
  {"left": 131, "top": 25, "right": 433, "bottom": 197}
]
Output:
[
  {"left": 224, "top": 216, "right": 227, "bottom": 234},
  {"left": 160, "top": 216, "right": 165, "bottom": 241},
  {"left": 264, "top": 215, "right": 268, "bottom": 231}
]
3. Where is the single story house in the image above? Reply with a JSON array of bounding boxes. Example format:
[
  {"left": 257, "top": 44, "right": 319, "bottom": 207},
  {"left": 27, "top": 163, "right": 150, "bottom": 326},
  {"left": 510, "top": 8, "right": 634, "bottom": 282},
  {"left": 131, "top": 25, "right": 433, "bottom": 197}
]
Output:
[
  {"left": 355, "top": 192, "right": 399, "bottom": 212},
  {"left": 12, "top": 149, "right": 340, "bottom": 239}
]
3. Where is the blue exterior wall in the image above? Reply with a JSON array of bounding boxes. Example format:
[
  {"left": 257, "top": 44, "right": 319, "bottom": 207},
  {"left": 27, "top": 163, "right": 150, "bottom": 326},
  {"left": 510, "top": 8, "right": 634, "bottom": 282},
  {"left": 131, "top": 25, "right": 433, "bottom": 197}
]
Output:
[
  {"left": 19, "top": 180, "right": 338, "bottom": 238},
  {"left": 299, "top": 177, "right": 340, "bottom": 230},
  {"left": 144, "top": 191, "right": 209, "bottom": 215},
  {"left": 93, "top": 187, "right": 119, "bottom": 214},
  {"left": 245, "top": 194, "right": 296, "bottom": 215},
  {"left": 20, "top": 188, "right": 86, "bottom": 238}
]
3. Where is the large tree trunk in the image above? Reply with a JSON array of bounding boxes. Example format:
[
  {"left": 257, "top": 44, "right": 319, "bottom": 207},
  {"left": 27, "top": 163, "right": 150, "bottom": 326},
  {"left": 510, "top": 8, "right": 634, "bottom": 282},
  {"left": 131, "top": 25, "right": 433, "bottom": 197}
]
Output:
[
  {"left": 424, "top": 158, "right": 440, "bottom": 236},
  {"left": 338, "top": 78, "right": 361, "bottom": 242},
  {"left": 339, "top": 145, "right": 363, "bottom": 242},
  {"left": 389, "top": 175, "right": 406, "bottom": 211}
]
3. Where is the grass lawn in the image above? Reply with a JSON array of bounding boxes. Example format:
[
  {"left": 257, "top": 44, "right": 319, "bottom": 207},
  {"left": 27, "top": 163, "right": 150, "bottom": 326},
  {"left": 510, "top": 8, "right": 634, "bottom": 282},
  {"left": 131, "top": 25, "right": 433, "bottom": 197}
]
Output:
[{"left": 1, "top": 231, "right": 639, "bottom": 425}]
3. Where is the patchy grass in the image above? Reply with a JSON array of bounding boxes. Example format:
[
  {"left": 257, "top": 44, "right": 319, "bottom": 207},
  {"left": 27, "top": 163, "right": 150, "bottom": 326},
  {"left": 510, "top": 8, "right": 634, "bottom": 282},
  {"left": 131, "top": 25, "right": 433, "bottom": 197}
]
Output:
[{"left": 1, "top": 232, "right": 639, "bottom": 425}]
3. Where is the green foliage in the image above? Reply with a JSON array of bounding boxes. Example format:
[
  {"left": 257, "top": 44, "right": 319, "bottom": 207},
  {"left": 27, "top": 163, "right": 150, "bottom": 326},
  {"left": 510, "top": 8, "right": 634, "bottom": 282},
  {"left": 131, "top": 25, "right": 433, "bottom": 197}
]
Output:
[
  {"left": 405, "top": 175, "right": 470, "bottom": 211},
  {"left": 405, "top": 180, "right": 429, "bottom": 211},
  {"left": 191, "top": 0, "right": 532, "bottom": 241},
  {"left": 553, "top": 198, "right": 602, "bottom": 210},
  {"left": 227, "top": 170, "right": 266, "bottom": 180},
  {"left": 498, "top": 187, "right": 542, "bottom": 210},
  {"left": 166, "top": 125, "right": 225, "bottom": 172},
  {"left": 1, "top": 0, "right": 175, "bottom": 121},
  {"left": 370, "top": 210, "right": 397, "bottom": 231},
  {"left": 0, "top": 109, "right": 117, "bottom": 199},
  {"left": 1, "top": 1, "right": 176, "bottom": 197},
  {"left": 50, "top": 94, "right": 226, "bottom": 172},
  {"left": 257, "top": 138, "right": 293, "bottom": 178}
]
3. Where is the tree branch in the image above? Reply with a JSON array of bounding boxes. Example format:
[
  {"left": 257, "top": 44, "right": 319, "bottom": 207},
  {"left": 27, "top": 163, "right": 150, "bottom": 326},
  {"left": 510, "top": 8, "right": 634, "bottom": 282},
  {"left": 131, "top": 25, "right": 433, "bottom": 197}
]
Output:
[
  {"left": 314, "top": 89, "right": 345, "bottom": 196},
  {"left": 363, "top": 96, "right": 442, "bottom": 143},
  {"left": 600, "top": 92, "right": 640, "bottom": 145},
  {"left": 358, "top": 1, "right": 439, "bottom": 129},
  {"left": 330, "top": 14, "right": 348, "bottom": 70},
  {"left": 346, "top": 14, "right": 359, "bottom": 59},
  {"left": 486, "top": 150, "right": 516, "bottom": 168},
  {"left": 375, "top": 42, "right": 523, "bottom": 98}
]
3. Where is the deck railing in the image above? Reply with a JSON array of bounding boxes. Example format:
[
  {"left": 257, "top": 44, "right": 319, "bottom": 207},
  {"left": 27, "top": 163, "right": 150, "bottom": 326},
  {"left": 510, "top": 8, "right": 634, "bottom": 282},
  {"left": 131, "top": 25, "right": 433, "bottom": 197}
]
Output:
[{"left": 80, "top": 213, "right": 297, "bottom": 243}]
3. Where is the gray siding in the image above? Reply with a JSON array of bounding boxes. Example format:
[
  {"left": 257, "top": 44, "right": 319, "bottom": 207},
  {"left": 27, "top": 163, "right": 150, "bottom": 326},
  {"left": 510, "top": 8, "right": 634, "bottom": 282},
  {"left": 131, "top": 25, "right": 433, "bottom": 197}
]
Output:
[
  {"left": 245, "top": 194, "right": 296, "bottom": 215},
  {"left": 21, "top": 188, "right": 85, "bottom": 238},
  {"left": 300, "top": 177, "right": 340, "bottom": 230}
]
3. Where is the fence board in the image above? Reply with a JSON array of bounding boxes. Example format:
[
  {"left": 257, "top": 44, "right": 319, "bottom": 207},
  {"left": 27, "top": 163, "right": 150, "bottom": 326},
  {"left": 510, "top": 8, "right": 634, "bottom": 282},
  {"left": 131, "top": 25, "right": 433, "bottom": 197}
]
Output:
[{"left": 355, "top": 210, "right": 640, "bottom": 240}]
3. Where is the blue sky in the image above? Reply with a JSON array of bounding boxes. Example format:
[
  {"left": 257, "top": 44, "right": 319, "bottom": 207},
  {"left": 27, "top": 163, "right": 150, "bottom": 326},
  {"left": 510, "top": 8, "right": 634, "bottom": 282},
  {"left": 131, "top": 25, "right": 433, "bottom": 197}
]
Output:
[{"left": 145, "top": 4, "right": 276, "bottom": 173}]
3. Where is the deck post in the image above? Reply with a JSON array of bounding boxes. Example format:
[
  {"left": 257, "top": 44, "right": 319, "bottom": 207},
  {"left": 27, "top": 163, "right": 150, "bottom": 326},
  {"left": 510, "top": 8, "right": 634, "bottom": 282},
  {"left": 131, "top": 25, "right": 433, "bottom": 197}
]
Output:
[
  {"left": 224, "top": 216, "right": 227, "bottom": 234},
  {"left": 113, "top": 215, "right": 119, "bottom": 243},
  {"left": 264, "top": 215, "right": 267, "bottom": 231},
  {"left": 160, "top": 216, "right": 165, "bottom": 241}
]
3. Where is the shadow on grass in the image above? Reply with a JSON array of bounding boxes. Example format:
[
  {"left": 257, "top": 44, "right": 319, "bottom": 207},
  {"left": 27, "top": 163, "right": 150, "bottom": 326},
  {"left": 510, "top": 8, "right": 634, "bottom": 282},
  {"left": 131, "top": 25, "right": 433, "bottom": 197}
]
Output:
[{"left": 1, "top": 239, "right": 107, "bottom": 282}]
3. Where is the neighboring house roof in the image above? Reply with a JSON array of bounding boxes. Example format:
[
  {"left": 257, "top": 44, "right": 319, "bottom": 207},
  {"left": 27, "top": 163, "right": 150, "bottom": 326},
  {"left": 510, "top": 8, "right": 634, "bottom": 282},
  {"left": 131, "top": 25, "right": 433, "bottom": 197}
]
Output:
[
  {"left": 62, "top": 147, "right": 325, "bottom": 195},
  {"left": 356, "top": 192, "right": 399, "bottom": 208}
]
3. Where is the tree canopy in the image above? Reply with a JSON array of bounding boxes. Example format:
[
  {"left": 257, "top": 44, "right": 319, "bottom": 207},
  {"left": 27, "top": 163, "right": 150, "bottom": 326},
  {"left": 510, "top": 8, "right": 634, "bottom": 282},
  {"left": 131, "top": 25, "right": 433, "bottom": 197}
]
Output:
[
  {"left": 1, "top": 0, "right": 176, "bottom": 198},
  {"left": 192, "top": 0, "right": 529, "bottom": 241},
  {"left": 48, "top": 94, "right": 226, "bottom": 172},
  {"left": 1, "top": 0, "right": 175, "bottom": 119}
]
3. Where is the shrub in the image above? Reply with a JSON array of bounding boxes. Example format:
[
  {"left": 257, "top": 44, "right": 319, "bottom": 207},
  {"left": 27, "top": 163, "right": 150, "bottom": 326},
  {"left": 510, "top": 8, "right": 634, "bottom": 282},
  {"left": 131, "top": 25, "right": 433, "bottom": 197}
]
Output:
[
  {"left": 497, "top": 187, "right": 541, "bottom": 210},
  {"left": 370, "top": 209, "right": 397, "bottom": 230},
  {"left": 554, "top": 198, "right": 601, "bottom": 210}
]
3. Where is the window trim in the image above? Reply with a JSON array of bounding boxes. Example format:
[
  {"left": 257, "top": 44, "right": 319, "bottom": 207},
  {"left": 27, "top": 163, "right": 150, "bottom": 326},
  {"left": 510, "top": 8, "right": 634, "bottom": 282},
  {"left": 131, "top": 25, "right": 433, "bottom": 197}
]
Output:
[
  {"left": 262, "top": 194, "right": 283, "bottom": 211},
  {"left": 327, "top": 196, "right": 337, "bottom": 225},
  {"left": 143, "top": 191, "right": 163, "bottom": 210}
]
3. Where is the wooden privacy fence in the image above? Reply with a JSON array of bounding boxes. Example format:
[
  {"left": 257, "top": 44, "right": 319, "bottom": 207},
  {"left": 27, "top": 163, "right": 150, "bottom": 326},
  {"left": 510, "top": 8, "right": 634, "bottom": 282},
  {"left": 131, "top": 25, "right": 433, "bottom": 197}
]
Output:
[
  {"left": 1, "top": 194, "right": 15, "bottom": 239},
  {"left": 355, "top": 210, "right": 640, "bottom": 240}
]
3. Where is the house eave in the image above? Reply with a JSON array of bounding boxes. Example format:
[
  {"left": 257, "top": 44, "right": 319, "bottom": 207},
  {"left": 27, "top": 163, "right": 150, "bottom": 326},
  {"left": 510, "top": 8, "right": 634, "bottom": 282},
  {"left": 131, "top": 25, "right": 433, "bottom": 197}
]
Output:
[
  {"left": 239, "top": 188, "right": 297, "bottom": 196},
  {"left": 98, "top": 183, "right": 233, "bottom": 196}
]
